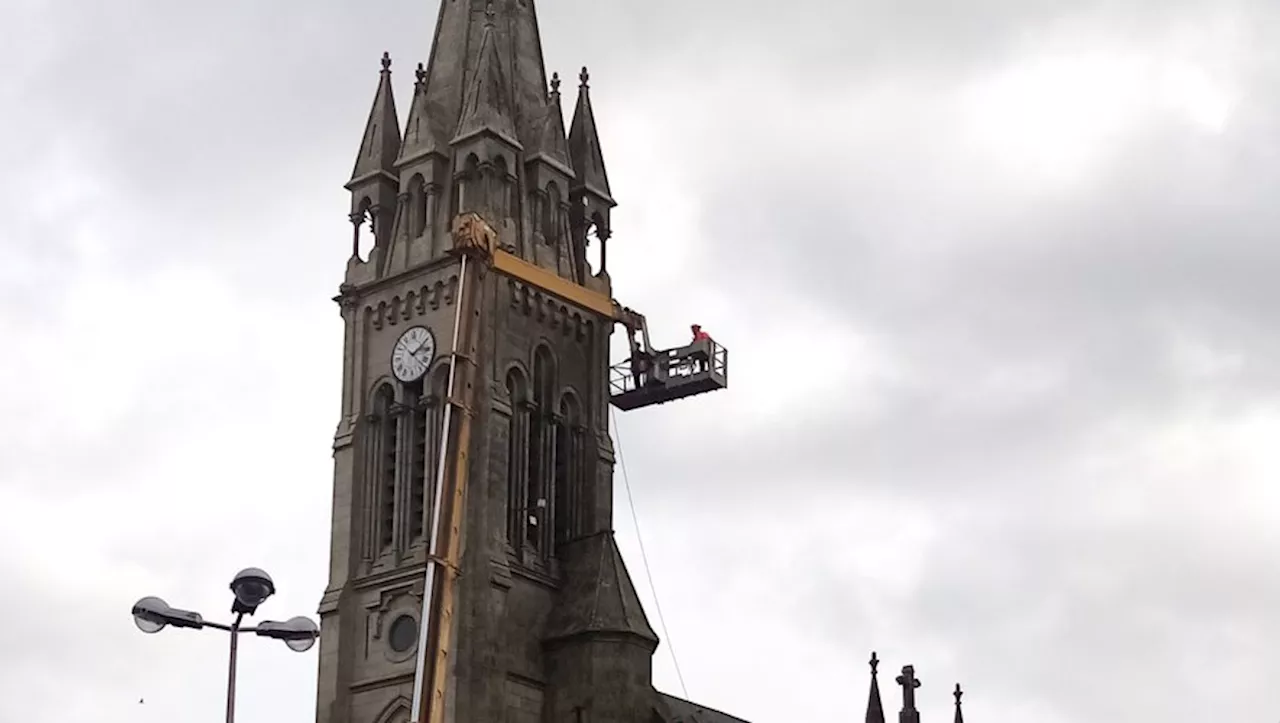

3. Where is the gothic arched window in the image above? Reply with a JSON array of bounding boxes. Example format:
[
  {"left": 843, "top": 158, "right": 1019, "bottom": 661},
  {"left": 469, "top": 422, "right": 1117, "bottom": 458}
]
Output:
[
  {"left": 528, "top": 189, "right": 546, "bottom": 246},
  {"left": 458, "top": 154, "right": 480, "bottom": 213},
  {"left": 544, "top": 182, "right": 562, "bottom": 245},
  {"left": 527, "top": 346, "right": 556, "bottom": 557},
  {"left": 492, "top": 155, "right": 510, "bottom": 218},
  {"left": 355, "top": 196, "right": 374, "bottom": 261},
  {"left": 405, "top": 377, "right": 425, "bottom": 544},
  {"left": 373, "top": 698, "right": 412, "bottom": 723},
  {"left": 412, "top": 365, "right": 450, "bottom": 544},
  {"left": 373, "top": 384, "right": 399, "bottom": 552},
  {"left": 554, "top": 392, "right": 584, "bottom": 545},
  {"left": 505, "top": 368, "right": 529, "bottom": 547},
  {"left": 408, "top": 174, "right": 426, "bottom": 238}
]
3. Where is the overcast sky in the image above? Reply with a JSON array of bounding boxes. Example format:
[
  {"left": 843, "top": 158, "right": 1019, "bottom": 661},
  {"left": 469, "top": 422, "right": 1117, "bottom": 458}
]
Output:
[{"left": 3, "top": 0, "right": 1279, "bottom": 721}]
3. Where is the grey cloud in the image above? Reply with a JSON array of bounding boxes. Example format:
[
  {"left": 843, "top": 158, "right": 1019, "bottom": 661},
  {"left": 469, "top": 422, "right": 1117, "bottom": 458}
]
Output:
[
  {"left": 6, "top": 0, "right": 1280, "bottom": 722},
  {"left": 604, "top": 6, "right": 1280, "bottom": 718},
  {"left": 903, "top": 517, "right": 1280, "bottom": 721}
]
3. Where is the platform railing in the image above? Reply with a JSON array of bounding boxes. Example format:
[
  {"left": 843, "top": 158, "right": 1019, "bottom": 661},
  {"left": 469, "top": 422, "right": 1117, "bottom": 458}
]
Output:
[{"left": 609, "top": 339, "right": 728, "bottom": 398}]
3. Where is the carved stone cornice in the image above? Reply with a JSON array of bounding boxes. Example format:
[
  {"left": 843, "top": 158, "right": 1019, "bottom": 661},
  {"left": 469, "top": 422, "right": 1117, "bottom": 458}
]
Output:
[
  {"left": 366, "top": 273, "right": 459, "bottom": 330},
  {"left": 505, "top": 279, "right": 594, "bottom": 341}
]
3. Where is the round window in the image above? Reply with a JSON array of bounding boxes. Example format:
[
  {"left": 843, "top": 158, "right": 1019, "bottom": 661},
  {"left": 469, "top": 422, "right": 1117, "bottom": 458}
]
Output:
[{"left": 388, "top": 614, "right": 418, "bottom": 653}]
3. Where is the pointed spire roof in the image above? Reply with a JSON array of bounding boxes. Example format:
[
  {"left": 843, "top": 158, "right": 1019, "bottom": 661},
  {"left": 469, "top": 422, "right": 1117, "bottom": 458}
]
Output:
[
  {"left": 452, "top": 5, "right": 521, "bottom": 148},
  {"left": 414, "top": 0, "right": 549, "bottom": 152},
  {"left": 568, "top": 67, "right": 614, "bottom": 203},
  {"left": 348, "top": 52, "right": 402, "bottom": 187},
  {"left": 544, "top": 532, "right": 658, "bottom": 645},
  {"left": 953, "top": 684, "right": 965, "bottom": 723},
  {"left": 397, "top": 61, "right": 449, "bottom": 165},
  {"left": 526, "top": 72, "right": 574, "bottom": 175},
  {"left": 866, "top": 652, "right": 886, "bottom": 723}
]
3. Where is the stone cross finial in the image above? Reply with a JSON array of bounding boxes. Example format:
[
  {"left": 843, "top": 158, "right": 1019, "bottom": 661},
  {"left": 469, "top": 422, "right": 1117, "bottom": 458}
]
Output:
[
  {"left": 579, "top": 66, "right": 590, "bottom": 88},
  {"left": 381, "top": 51, "right": 392, "bottom": 71},
  {"left": 870, "top": 651, "right": 880, "bottom": 675},
  {"left": 550, "top": 72, "right": 562, "bottom": 97},
  {"left": 896, "top": 665, "right": 921, "bottom": 711},
  {"left": 954, "top": 684, "right": 963, "bottom": 706},
  {"left": 484, "top": 2, "right": 496, "bottom": 26}
]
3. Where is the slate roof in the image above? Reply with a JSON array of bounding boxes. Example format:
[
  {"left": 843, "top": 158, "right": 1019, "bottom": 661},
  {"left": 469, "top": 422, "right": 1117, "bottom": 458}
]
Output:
[{"left": 658, "top": 693, "right": 752, "bottom": 723}]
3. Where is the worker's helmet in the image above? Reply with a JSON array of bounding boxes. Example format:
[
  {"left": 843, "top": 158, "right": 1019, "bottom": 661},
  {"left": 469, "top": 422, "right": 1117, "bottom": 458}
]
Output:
[{"left": 691, "top": 323, "right": 701, "bottom": 331}]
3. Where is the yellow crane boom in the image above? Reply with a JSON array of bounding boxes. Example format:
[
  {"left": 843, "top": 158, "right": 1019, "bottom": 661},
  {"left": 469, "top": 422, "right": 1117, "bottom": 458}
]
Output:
[{"left": 410, "top": 215, "right": 493, "bottom": 723}]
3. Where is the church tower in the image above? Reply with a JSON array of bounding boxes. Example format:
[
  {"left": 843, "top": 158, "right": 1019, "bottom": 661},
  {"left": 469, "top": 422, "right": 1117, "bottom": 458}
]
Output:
[{"left": 315, "top": 2, "right": 705, "bottom": 722}]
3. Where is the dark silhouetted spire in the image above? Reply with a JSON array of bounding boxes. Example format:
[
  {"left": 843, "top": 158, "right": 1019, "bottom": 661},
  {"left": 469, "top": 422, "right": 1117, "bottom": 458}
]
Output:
[
  {"left": 348, "top": 52, "right": 401, "bottom": 187},
  {"left": 452, "top": 4, "right": 521, "bottom": 147},
  {"left": 567, "top": 67, "right": 613, "bottom": 202},
  {"left": 866, "top": 652, "right": 886, "bottom": 723},
  {"left": 953, "top": 684, "right": 965, "bottom": 723},
  {"left": 897, "top": 665, "right": 921, "bottom": 723}
]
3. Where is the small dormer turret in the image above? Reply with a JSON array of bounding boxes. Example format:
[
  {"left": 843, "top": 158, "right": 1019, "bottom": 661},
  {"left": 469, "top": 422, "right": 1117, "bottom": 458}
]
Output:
[
  {"left": 567, "top": 67, "right": 617, "bottom": 276},
  {"left": 525, "top": 72, "right": 577, "bottom": 279},
  {"left": 345, "top": 52, "right": 401, "bottom": 276}
]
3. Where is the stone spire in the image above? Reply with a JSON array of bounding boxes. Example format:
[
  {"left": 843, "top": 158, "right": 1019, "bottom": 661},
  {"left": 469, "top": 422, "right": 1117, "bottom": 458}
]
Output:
[
  {"left": 344, "top": 52, "right": 402, "bottom": 265},
  {"left": 345, "top": 0, "right": 596, "bottom": 285},
  {"left": 413, "top": 0, "right": 549, "bottom": 153},
  {"left": 397, "top": 61, "right": 447, "bottom": 166},
  {"left": 347, "top": 52, "right": 401, "bottom": 187},
  {"left": 526, "top": 71, "right": 574, "bottom": 174},
  {"left": 866, "top": 652, "right": 886, "bottom": 723},
  {"left": 567, "top": 67, "right": 613, "bottom": 203},
  {"left": 566, "top": 66, "right": 617, "bottom": 277},
  {"left": 453, "top": 5, "right": 521, "bottom": 147}
]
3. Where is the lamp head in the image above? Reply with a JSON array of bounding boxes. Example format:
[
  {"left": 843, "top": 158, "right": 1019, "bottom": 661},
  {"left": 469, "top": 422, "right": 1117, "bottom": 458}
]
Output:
[
  {"left": 230, "top": 568, "right": 275, "bottom": 614},
  {"left": 131, "top": 596, "right": 204, "bottom": 633},
  {"left": 255, "top": 616, "right": 320, "bottom": 652}
]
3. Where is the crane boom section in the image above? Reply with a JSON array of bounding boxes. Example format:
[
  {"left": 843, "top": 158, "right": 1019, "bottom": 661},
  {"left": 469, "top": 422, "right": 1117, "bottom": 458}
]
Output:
[
  {"left": 489, "top": 246, "right": 653, "bottom": 353},
  {"left": 491, "top": 249, "right": 614, "bottom": 318},
  {"left": 412, "top": 217, "right": 493, "bottom": 723}
]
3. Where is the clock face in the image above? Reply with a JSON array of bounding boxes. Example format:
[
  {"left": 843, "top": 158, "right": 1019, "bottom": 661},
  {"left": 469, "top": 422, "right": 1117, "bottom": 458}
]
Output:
[{"left": 391, "top": 325, "right": 436, "bottom": 383}]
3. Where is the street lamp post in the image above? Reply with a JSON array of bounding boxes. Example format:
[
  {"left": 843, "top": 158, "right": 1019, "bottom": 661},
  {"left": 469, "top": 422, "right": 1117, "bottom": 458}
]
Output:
[{"left": 131, "top": 568, "right": 320, "bottom": 723}]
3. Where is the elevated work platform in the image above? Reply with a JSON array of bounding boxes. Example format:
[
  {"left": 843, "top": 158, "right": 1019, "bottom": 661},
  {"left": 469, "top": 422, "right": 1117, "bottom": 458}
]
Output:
[{"left": 610, "top": 339, "right": 728, "bottom": 411}]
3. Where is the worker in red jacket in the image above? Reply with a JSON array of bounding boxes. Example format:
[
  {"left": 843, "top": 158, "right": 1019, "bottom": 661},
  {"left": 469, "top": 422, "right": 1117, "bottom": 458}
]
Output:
[{"left": 690, "top": 324, "right": 711, "bottom": 371}]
